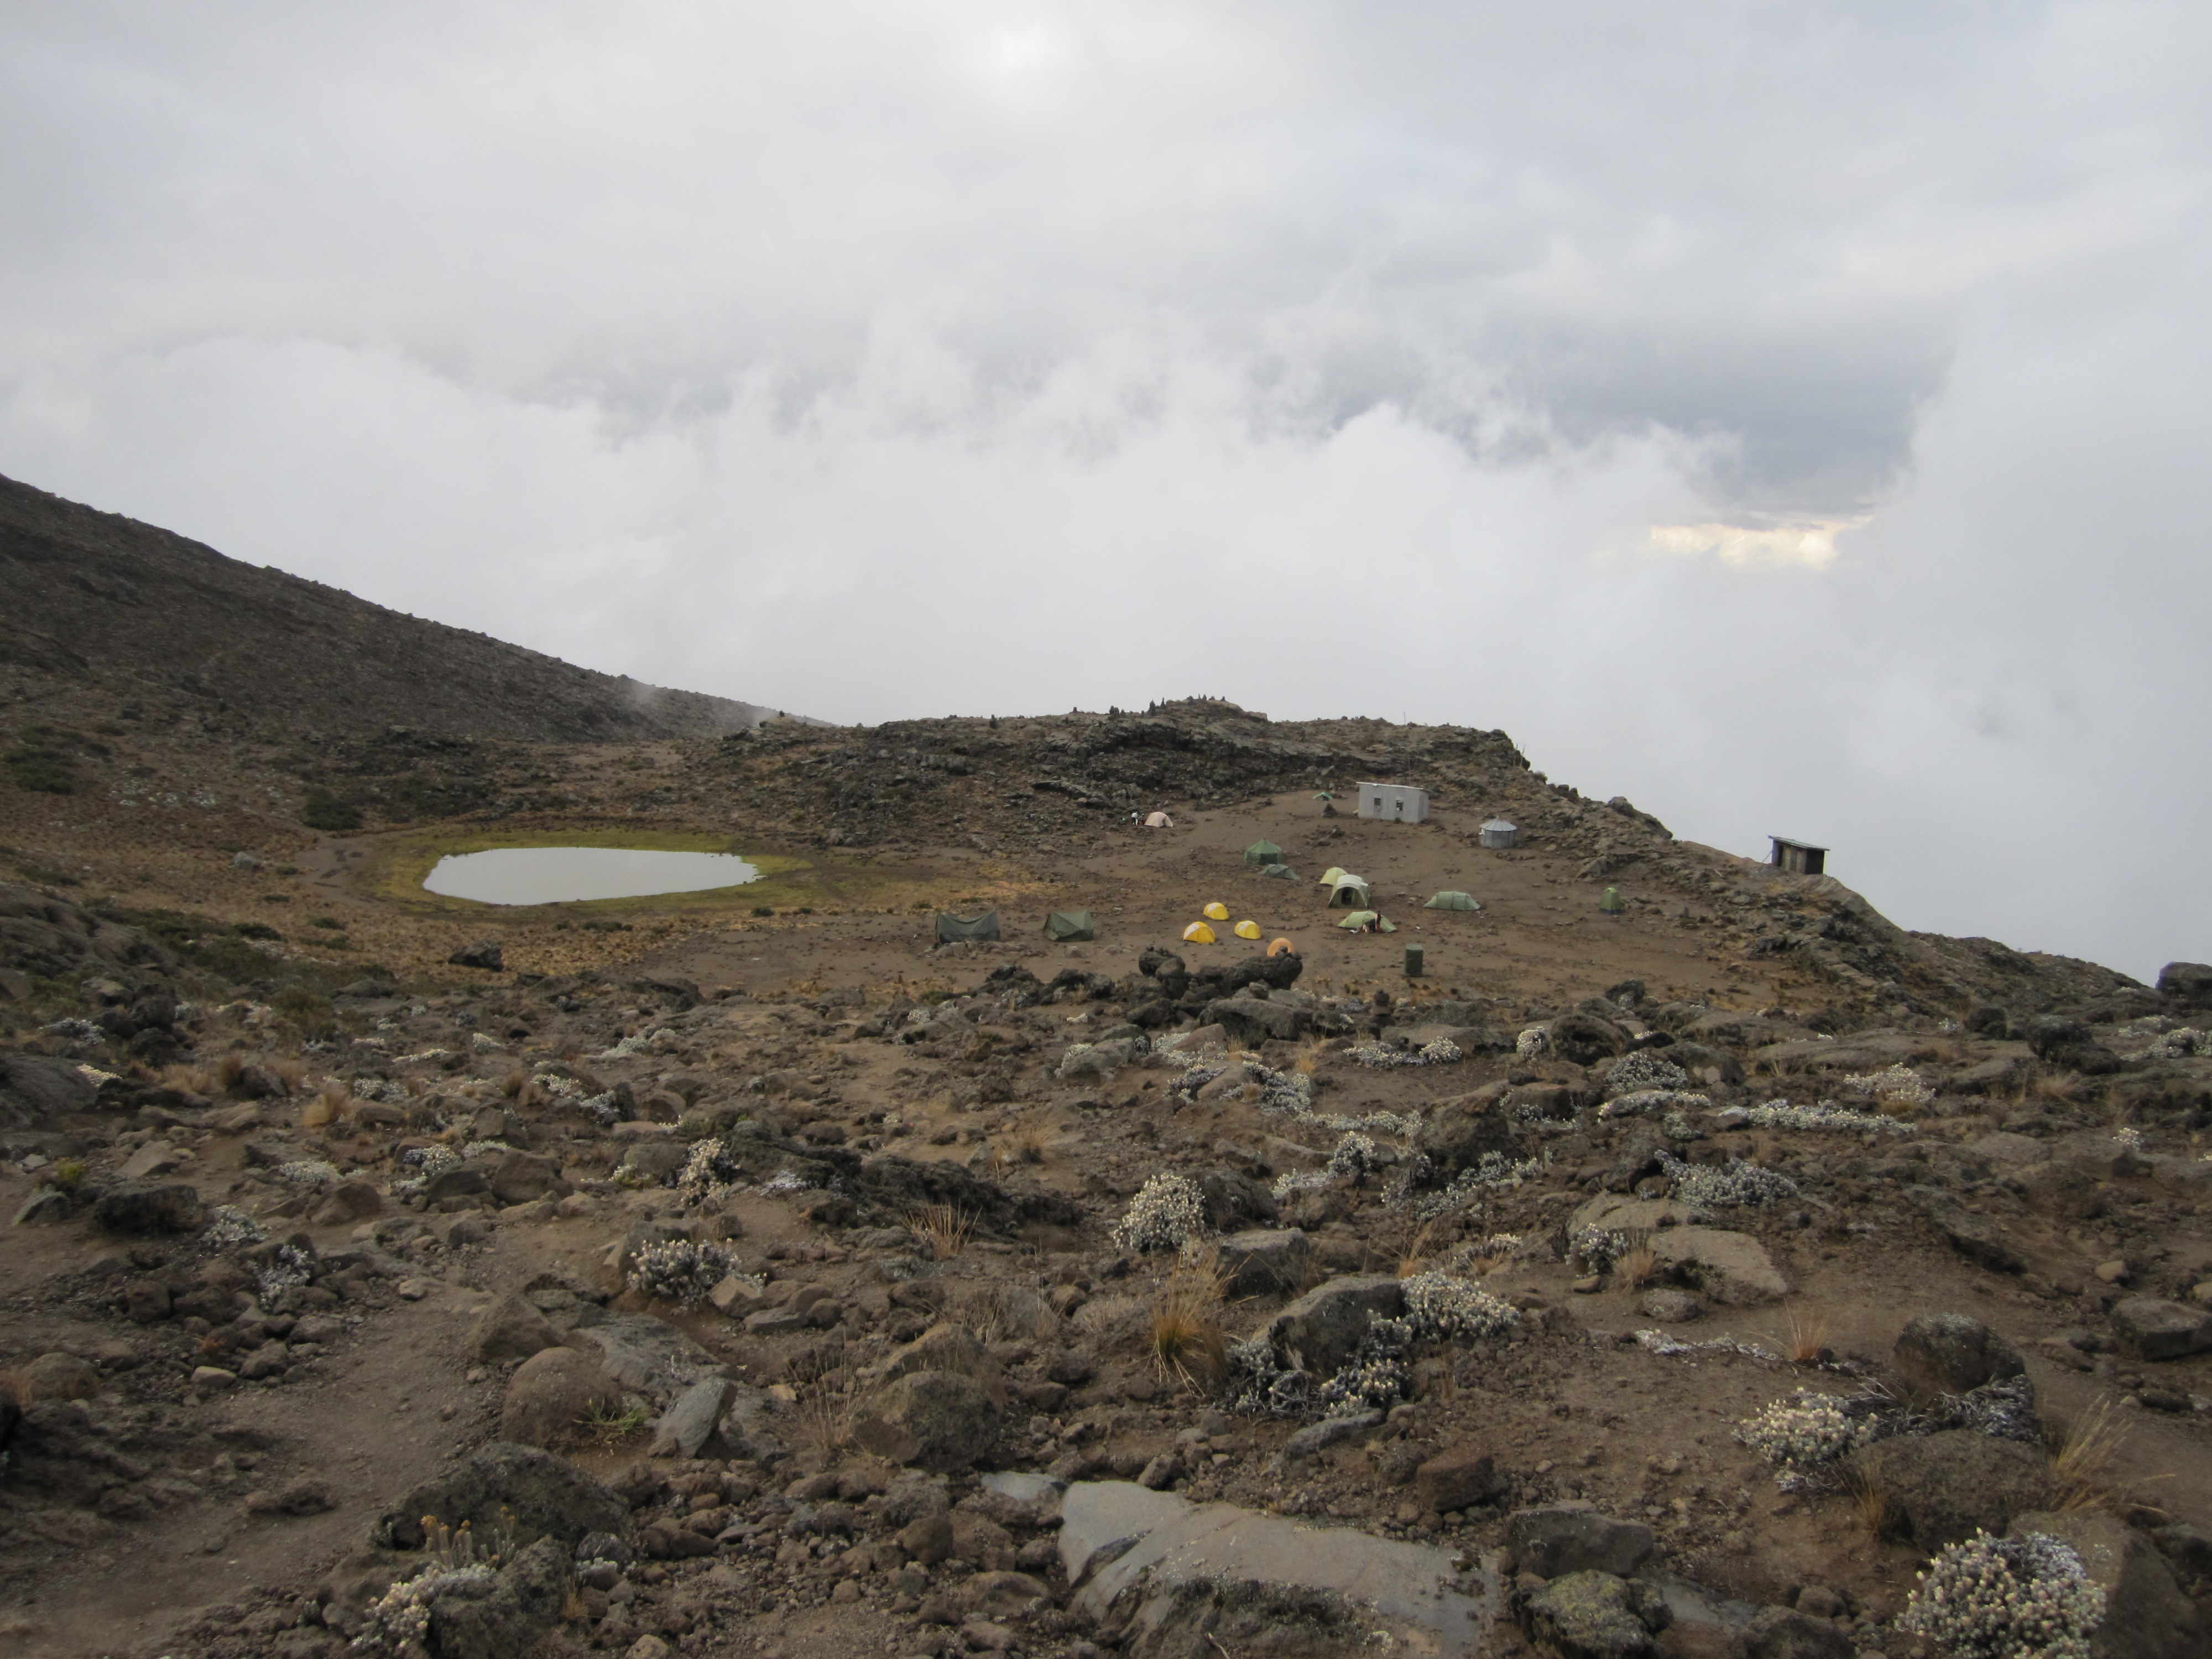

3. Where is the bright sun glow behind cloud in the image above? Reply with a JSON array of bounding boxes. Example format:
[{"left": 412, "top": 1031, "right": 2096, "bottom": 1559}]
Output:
[{"left": 1646, "top": 520, "right": 1862, "bottom": 570}]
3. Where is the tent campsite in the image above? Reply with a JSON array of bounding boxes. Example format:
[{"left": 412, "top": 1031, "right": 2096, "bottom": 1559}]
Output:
[
  {"left": 935, "top": 911, "right": 1001, "bottom": 943},
  {"left": 1326, "top": 873, "right": 1371, "bottom": 907}
]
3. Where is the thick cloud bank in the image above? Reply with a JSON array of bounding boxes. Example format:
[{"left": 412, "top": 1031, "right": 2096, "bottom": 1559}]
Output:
[{"left": 3, "top": 2, "right": 2208, "bottom": 980}]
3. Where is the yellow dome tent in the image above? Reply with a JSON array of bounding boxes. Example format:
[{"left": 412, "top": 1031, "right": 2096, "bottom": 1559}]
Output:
[
  {"left": 1202, "top": 900, "right": 1229, "bottom": 921},
  {"left": 1233, "top": 919, "right": 1261, "bottom": 939},
  {"left": 1318, "top": 865, "right": 1348, "bottom": 886},
  {"left": 1182, "top": 921, "right": 1217, "bottom": 944}
]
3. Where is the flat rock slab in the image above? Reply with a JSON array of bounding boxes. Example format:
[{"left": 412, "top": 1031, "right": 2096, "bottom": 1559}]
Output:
[
  {"left": 1645, "top": 1227, "right": 1790, "bottom": 1305},
  {"left": 1570, "top": 1194, "right": 1697, "bottom": 1236},
  {"left": 2112, "top": 1298, "right": 2212, "bottom": 1361},
  {"left": 575, "top": 1312, "right": 724, "bottom": 1401},
  {"left": 1214, "top": 1228, "right": 1315, "bottom": 1298},
  {"left": 1060, "top": 1480, "right": 1501, "bottom": 1658},
  {"left": 650, "top": 1377, "right": 733, "bottom": 1459},
  {"left": 1905, "top": 1186, "right": 2025, "bottom": 1274}
]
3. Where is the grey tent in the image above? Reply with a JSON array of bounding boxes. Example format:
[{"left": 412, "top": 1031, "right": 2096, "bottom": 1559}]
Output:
[
  {"left": 935, "top": 911, "right": 1002, "bottom": 943},
  {"left": 1326, "top": 873, "right": 1371, "bottom": 907},
  {"left": 1044, "top": 910, "right": 1094, "bottom": 942},
  {"left": 1243, "top": 839, "right": 1284, "bottom": 867},
  {"left": 1479, "top": 820, "right": 1519, "bottom": 849},
  {"left": 1259, "top": 863, "right": 1297, "bottom": 880},
  {"left": 1423, "top": 891, "right": 1480, "bottom": 911}
]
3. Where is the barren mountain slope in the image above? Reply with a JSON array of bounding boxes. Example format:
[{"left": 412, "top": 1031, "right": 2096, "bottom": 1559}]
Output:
[{"left": 0, "top": 473, "right": 778, "bottom": 743}]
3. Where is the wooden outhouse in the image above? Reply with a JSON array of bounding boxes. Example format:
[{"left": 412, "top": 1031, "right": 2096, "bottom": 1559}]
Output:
[{"left": 1768, "top": 836, "right": 1827, "bottom": 877}]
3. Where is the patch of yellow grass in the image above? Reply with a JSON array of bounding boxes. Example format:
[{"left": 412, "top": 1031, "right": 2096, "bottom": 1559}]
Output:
[
  {"left": 1395, "top": 1217, "right": 1443, "bottom": 1279},
  {"left": 2051, "top": 1395, "right": 2128, "bottom": 1510},
  {"left": 1776, "top": 1303, "right": 1833, "bottom": 1365},
  {"left": 909, "top": 1203, "right": 976, "bottom": 1261},
  {"left": 1150, "top": 1253, "right": 1232, "bottom": 1390},
  {"left": 1615, "top": 1238, "right": 1661, "bottom": 1291},
  {"left": 1842, "top": 1462, "right": 1897, "bottom": 1538}
]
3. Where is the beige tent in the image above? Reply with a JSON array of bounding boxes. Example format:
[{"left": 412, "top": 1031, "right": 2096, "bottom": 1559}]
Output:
[{"left": 1326, "top": 873, "right": 1371, "bottom": 907}]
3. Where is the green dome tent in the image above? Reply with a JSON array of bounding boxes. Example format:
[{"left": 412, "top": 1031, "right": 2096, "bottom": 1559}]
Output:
[
  {"left": 1423, "top": 891, "right": 1480, "bottom": 911},
  {"left": 1044, "top": 910, "right": 1094, "bottom": 941},
  {"left": 1259, "top": 863, "right": 1297, "bottom": 880},
  {"left": 1335, "top": 910, "right": 1397, "bottom": 932},
  {"left": 1243, "top": 839, "right": 1284, "bottom": 867},
  {"left": 935, "top": 911, "right": 1002, "bottom": 943}
]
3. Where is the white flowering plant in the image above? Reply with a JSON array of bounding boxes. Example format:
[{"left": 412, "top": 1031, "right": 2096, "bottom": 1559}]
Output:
[
  {"left": 1735, "top": 1391, "right": 1873, "bottom": 1485},
  {"left": 1897, "top": 1530, "right": 2105, "bottom": 1659},
  {"left": 1745, "top": 1099, "right": 1914, "bottom": 1135},
  {"left": 1112, "top": 1173, "right": 1208, "bottom": 1253},
  {"left": 1399, "top": 1271, "right": 1519, "bottom": 1340},
  {"left": 627, "top": 1238, "right": 750, "bottom": 1305},
  {"left": 1841, "top": 1063, "right": 1934, "bottom": 1110}
]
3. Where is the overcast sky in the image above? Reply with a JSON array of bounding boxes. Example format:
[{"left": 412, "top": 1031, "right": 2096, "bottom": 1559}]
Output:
[{"left": 3, "top": 2, "right": 2208, "bottom": 984}]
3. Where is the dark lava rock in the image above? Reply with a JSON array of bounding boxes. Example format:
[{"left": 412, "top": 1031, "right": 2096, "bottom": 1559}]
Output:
[
  {"left": 2021, "top": 1014, "right": 2121, "bottom": 1075},
  {"left": 92, "top": 1181, "right": 206, "bottom": 1234},
  {"left": 1845, "top": 1429, "right": 2056, "bottom": 1551},
  {"left": 375, "top": 1442, "right": 629, "bottom": 1551},
  {"left": 449, "top": 937, "right": 505, "bottom": 972},
  {"left": 1894, "top": 1312, "right": 2027, "bottom": 1398}
]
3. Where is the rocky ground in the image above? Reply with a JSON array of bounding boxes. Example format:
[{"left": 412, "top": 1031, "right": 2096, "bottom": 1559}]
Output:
[{"left": 5, "top": 696, "right": 2212, "bottom": 1659}]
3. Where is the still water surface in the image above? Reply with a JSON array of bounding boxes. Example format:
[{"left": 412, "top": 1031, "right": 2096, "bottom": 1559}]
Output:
[{"left": 422, "top": 846, "right": 760, "bottom": 905}]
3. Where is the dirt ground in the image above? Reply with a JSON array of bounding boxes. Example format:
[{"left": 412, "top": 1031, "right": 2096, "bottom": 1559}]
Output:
[{"left": 6, "top": 707, "right": 2211, "bottom": 1659}]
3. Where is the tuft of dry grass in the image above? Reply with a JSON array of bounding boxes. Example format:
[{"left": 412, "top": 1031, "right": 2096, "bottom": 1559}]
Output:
[
  {"left": 215, "top": 1051, "right": 248, "bottom": 1093},
  {"left": 1842, "top": 1462, "right": 1898, "bottom": 1538},
  {"left": 1150, "top": 1253, "right": 1232, "bottom": 1390},
  {"left": 794, "top": 1389, "right": 853, "bottom": 1459},
  {"left": 1007, "top": 1124, "right": 1049, "bottom": 1165},
  {"left": 1616, "top": 1238, "right": 1661, "bottom": 1292},
  {"left": 910, "top": 1203, "right": 977, "bottom": 1261},
  {"left": 2051, "top": 1395, "right": 2128, "bottom": 1509},
  {"left": 267, "top": 1056, "right": 306, "bottom": 1092},
  {"left": 1292, "top": 1036, "right": 1334, "bottom": 1077},
  {"left": 2007, "top": 1067, "right": 2087, "bottom": 1108},
  {"left": 1776, "top": 1303, "right": 1834, "bottom": 1365},
  {"left": 1395, "top": 1217, "right": 1443, "bottom": 1279},
  {"left": 500, "top": 1068, "right": 529, "bottom": 1099}
]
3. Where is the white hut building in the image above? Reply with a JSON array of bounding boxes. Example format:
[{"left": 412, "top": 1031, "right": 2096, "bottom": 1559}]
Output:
[{"left": 1357, "top": 782, "right": 1428, "bottom": 823}]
